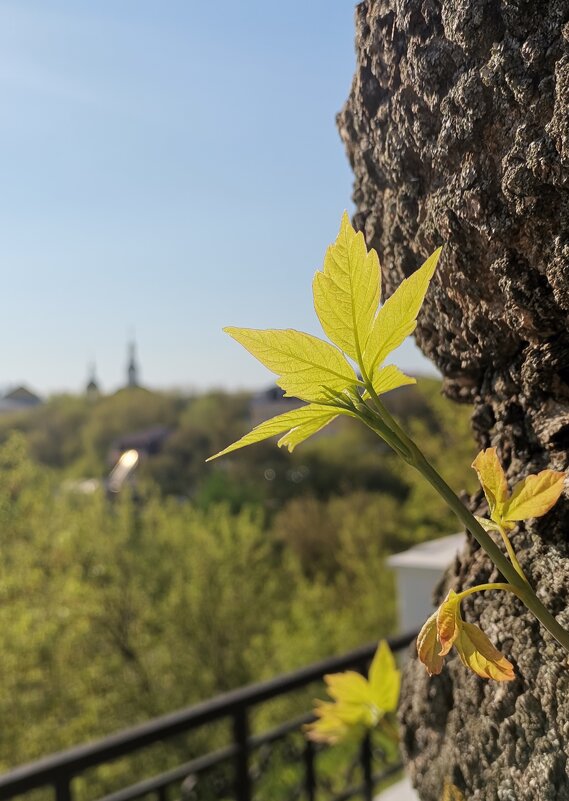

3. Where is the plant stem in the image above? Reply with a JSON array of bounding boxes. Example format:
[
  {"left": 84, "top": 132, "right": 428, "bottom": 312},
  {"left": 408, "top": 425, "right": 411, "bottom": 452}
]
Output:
[
  {"left": 364, "top": 397, "right": 569, "bottom": 654},
  {"left": 456, "top": 582, "right": 523, "bottom": 602},
  {"left": 496, "top": 524, "right": 529, "bottom": 583}
]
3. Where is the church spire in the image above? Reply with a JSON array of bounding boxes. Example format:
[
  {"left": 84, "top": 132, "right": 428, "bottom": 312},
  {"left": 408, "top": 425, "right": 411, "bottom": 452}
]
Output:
[
  {"left": 86, "top": 361, "right": 100, "bottom": 397},
  {"left": 127, "top": 341, "right": 139, "bottom": 388}
]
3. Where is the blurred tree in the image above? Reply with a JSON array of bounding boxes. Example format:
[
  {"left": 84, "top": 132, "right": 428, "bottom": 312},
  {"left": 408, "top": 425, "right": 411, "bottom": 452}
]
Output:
[{"left": 0, "top": 435, "right": 398, "bottom": 781}]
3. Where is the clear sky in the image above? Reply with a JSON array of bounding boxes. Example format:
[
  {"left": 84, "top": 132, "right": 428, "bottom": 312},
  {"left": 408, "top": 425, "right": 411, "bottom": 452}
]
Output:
[{"left": 1, "top": 0, "right": 437, "bottom": 396}]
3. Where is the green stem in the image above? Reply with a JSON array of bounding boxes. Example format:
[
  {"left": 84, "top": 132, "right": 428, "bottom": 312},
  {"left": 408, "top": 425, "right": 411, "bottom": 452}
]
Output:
[
  {"left": 496, "top": 524, "right": 529, "bottom": 584},
  {"left": 364, "top": 398, "right": 569, "bottom": 654},
  {"left": 358, "top": 410, "right": 411, "bottom": 464},
  {"left": 456, "top": 582, "right": 523, "bottom": 602}
]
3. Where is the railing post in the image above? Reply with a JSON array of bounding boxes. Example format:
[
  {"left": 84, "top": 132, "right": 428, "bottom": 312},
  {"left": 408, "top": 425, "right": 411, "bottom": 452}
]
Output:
[
  {"left": 233, "top": 707, "right": 251, "bottom": 801},
  {"left": 303, "top": 739, "right": 316, "bottom": 801},
  {"left": 54, "top": 777, "right": 71, "bottom": 801},
  {"left": 360, "top": 733, "right": 373, "bottom": 801}
]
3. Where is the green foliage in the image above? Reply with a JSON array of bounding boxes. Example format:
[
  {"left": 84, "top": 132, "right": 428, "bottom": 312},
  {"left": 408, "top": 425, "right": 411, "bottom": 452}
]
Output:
[
  {"left": 79, "top": 388, "right": 181, "bottom": 472},
  {"left": 0, "top": 381, "right": 478, "bottom": 775},
  {"left": 146, "top": 391, "right": 251, "bottom": 496},
  {"left": 271, "top": 492, "right": 403, "bottom": 577},
  {"left": 0, "top": 433, "right": 398, "bottom": 781},
  {"left": 0, "top": 395, "right": 91, "bottom": 469},
  {"left": 0, "top": 379, "right": 473, "bottom": 527},
  {"left": 8, "top": 204, "right": 567, "bottom": 801},
  {"left": 0, "top": 213, "right": 486, "bottom": 787}
]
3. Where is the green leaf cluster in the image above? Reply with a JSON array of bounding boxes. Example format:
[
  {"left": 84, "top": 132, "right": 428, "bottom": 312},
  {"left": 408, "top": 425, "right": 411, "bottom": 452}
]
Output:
[{"left": 209, "top": 213, "right": 441, "bottom": 461}]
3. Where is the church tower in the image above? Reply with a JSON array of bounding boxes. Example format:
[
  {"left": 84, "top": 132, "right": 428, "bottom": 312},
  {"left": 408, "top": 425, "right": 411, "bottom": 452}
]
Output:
[
  {"left": 86, "top": 362, "right": 100, "bottom": 397},
  {"left": 126, "top": 341, "right": 139, "bottom": 388}
]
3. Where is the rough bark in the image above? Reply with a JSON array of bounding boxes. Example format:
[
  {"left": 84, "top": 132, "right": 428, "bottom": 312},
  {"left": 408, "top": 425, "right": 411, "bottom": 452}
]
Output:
[{"left": 338, "top": 1, "right": 569, "bottom": 799}]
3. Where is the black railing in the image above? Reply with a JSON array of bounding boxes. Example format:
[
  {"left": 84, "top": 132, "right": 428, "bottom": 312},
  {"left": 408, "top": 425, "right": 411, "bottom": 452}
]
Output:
[{"left": 0, "top": 631, "right": 416, "bottom": 801}]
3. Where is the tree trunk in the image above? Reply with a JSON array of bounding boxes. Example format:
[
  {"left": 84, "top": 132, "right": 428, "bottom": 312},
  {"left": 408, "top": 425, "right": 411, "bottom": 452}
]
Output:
[{"left": 338, "top": 1, "right": 569, "bottom": 798}]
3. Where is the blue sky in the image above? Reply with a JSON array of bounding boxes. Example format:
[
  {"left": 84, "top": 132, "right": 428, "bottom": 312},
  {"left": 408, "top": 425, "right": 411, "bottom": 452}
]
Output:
[{"left": 1, "top": 0, "right": 436, "bottom": 395}]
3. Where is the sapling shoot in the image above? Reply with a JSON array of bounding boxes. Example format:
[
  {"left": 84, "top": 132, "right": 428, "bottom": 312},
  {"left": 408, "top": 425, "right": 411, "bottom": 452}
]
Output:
[{"left": 208, "top": 213, "right": 568, "bottom": 680}]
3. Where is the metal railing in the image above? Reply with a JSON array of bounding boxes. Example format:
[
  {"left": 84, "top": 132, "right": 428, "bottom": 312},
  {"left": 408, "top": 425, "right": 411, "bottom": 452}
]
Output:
[{"left": 0, "top": 631, "right": 416, "bottom": 801}]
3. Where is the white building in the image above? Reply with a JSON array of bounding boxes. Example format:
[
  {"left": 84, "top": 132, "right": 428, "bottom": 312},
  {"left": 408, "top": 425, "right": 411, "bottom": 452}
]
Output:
[
  {"left": 0, "top": 386, "right": 42, "bottom": 414},
  {"left": 387, "top": 533, "right": 466, "bottom": 635}
]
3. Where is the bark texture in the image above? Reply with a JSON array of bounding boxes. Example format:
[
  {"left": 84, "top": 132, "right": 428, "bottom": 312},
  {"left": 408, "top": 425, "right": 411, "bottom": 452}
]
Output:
[{"left": 338, "top": 1, "right": 569, "bottom": 799}]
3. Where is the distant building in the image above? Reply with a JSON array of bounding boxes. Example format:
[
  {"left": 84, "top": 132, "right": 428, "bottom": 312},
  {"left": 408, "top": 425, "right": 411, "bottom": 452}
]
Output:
[
  {"left": 84, "top": 341, "right": 141, "bottom": 394},
  {"left": 109, "top": 426, "right": 170, "bottom": 465},
  {"left": 126, "top": 341, "right": 140, "bottom": 388},
  {"left": 0, "top": 386, "right": 42, "bottom": 414},
  {"left": 85, "top": 363, "right": 100, "bottom": 397},
  {"left": 387, "top": 533, "right": 466, "bottom": 633}
]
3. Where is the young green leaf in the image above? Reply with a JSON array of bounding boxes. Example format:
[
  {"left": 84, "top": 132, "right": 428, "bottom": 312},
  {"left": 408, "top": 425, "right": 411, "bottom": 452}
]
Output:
[
  {"left": 224, "top": 327, "right": 359, "bottom": 402},
  {"left": 363, "top": 247, "right": 441, "bottom": 375},
  {"left": 473, "top": 515, "right": 501, "bottom": 534},
  {"left": 313, "top": 211, "right": 380, "bottom": 364},
  {"left": 471, "top": 448, "right": 508, "bottom": 520},
  {"left": 277, "top": 408, "right": 340, "bottom": 451},
  {"left": 372, "top": 364, "right": 416, "bottom": 396},
  {"left": 325, "top": 671, "right": 376, "bottom": 709},
  {"left": 418, "top": 589, "right": 515, "bottom": 682},
  {"left": 368, "top": 639, "right": 400, "bottom": 712},
  {"left": 436, "top": 590, "right": 462, "bottom": 656},
  {"left": 362, "top": 365, "right": 416, "bottom": 401},
  {"left": 305, "top": 701, "right": 358, "bottom": 744},
  {"left": 503, "top": 470, "right": 565, "bottom": 522},
  {"left": 455, "top": 622, "right": 515, "bottom": 682},
  {"left": 305, "top": 640, "right": 400, "bottom": 744},
  {"left": 472, "top": 447, "right": 565, "bottom": 531},
  {"left": 417, "top": 613, "right": 444, "bottom": 676},
  {"left": 207, "top": 403, "right": 341, "bottom": 461}
]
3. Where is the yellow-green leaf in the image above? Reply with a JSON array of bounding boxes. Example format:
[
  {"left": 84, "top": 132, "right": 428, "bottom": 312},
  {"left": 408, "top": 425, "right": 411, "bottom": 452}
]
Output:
[
  {"left": 305, "top": 701, "right": 357, "bottom": 744},
  {"left": 313, "top": 211, "right": 380, "bottom": 364},
  {"left": 436, "top": 590, "right": 461, "bottom": 656},
  {"left": 207, "top": 404, "right": 339, "bottom": 461},
  {"left": 471, "top": 448, "right": 509, "bottom": 521},
  {"left": 417, "top": 612, "right": 444, "bottom": 676},
  {"left": 307, "top": 641, "right": 401, "bottom": 744},
  {"left": 368, "top": 640, "right": 400, "bottom": 712},
  {"left": 503, "top": 469, "right": 565, "bottom": 522},
  {"left": 454, "top": 622, "right": 515, "bottom": 681},
  {"left": 363, "top": 247, "right": 441, "bottom": 374},
  {"left": 324, "top": 671, "right": 374, "bottom": 706},
  {"left": 474, "top": 515, "right": 501, "bottom": 534},
  {"left": 420, "top": 588, "right": 516, "bottom": 682},
  {"left": 372, "top": 364, "right": 416, "bottom": 396},
  {"left": 224, "top": 327, "right": 359, "bottom": 402},
  {"left": 277, "top": 408, "right": 340, "bottom": 451}
]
